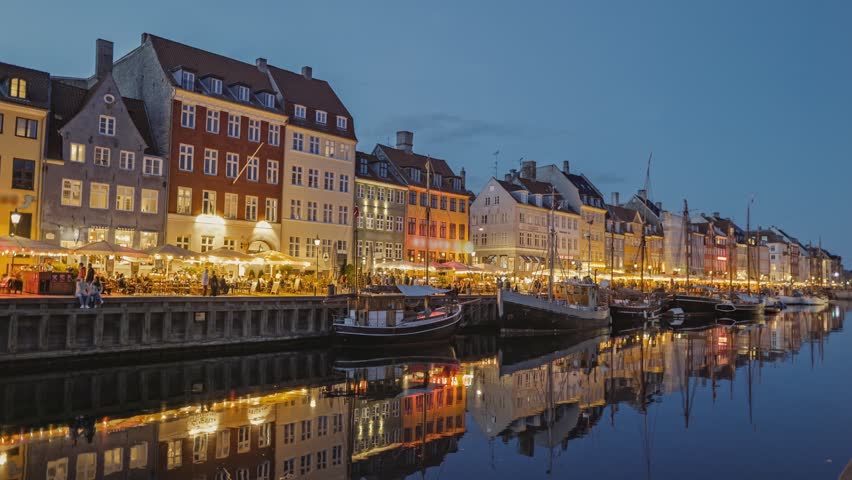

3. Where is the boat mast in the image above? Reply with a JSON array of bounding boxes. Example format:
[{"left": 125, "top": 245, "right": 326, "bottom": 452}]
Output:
[
  {"left": 746, "top": 199, "right": 752, "bottom": 295},
  {"left": 425, "top": 160, "right": 432, "bottom": 287},
  {"left": 548, "top": 187, "right": 556, "bottom": 301},
  {"left": 683, "top": 199, "right": 691, "bottom": 290},
  {"left": 639, "top": 154, "right": 651, "bottom": 293},
  {"left": 728, "top": 226, "right": 734, "bottom": 298},
  {"left": 756, "top": 225, "right": 761, "bottom": 292}
]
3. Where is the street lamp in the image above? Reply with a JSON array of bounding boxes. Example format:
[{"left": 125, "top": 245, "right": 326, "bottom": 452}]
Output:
[
  {"left": 314, "top": 236, "right": 321, "bottom": 296},
  {"left": 10, "top": 208, "right": 21, "bottom": 237}
]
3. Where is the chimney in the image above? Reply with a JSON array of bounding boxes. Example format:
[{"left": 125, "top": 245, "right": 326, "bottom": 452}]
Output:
[
  {"left": 301, "top": 66, "right": 313, "bottom": 80},
  {"left": 504, "top": 173, "right": 513, "bottom": 182},
  {"left": 95, "top": 39, "right": 114, "bottom": 78},
  {"left": 611, "top": 192, "right": 620, "bottom": 206},
  {"left": 256, "top": 57, "right": 268, "bottom": 73},
  {"left": 396, "top": 131, "right": 414, "bottom": 153},
  {"left": 520, "top": 160, "right": 537, "bottom": 180},
  {"left": 460, "top": 167, "right": 466, "bottom": 189},
  {"left": 509, "top": 169, "right": 519, "bottom": 180},
  {"left": 562, "top": 160, "right": 570, "bottom": 174}
]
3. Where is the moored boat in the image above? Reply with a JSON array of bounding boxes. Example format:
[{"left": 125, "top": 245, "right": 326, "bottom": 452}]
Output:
[
  {"left": 498, "top": 282, "right": 610, "bottom": 333},
  {"left": 714, "top": 293, "right": 765, "bottom": 319},
  {"left": 779, "top": 290, "right": 829, "bottom": 306}
]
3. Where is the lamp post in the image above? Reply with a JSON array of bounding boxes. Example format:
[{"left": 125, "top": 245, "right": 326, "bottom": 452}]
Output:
[
  {"left": 314, "top": 236, "right": 321, "bottom": 296},
  {"left": 10, "top": 209, "right": 21, "bottom": 237}
]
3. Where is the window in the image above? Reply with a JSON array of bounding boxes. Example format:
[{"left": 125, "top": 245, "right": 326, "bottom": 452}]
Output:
[
  {"left": 366, "top": 212, "right": 374, "bottom": 230},
  {"left": 98, "top": 115, "right": 115, "bottom": 136},
  {"left": 237, "top": 425, "right": 251, "bottom": 453},
  {"left": 89, "top": 183, "right": 109, "bottom": 209},
  {"left": 409, "top": 191, "right": 417, "bottom": 205},
  {"left": 288, "top": 236, "right": 300, "bottom": 257},
  {"left": 378, "top": 187, "right": 386, "bottom": 202},
  {"left": 47, "top": 458, "right": 68, "bottom": 480},
  {"left": 367, "top": 186, "right": 375, "bottom": 200},
  {"left": 181, "top": 104, "right": 195, "bottom": 128},
  {"left": 294, "top": 104, "right": 306, "bottom": 119},
  {"left": 460, "top": 200, "right": 466, "bottom": 213},
  {"left": 395, "top": 243, "right": 403, "bottom": 259},
  {"left": 396, "top": 216, "right": 404, "bottom": 232},
  {"left": 431, "top": 195, "right": 438, "bottom": 209},
  {"left": 332, "top": 445, "right": 343, "bottom": 466},
  {"left": 324, "top": 139, "right": 335, "bottom": 157},
  {"left": 290, "top": 199, "right": 302, "bottom": 220},
  {"left": 265, "top": 198, "right": 278, "bottom": 222},
  {"left": 309, "top": 135, "right": 320, "bottom": 154},
  {"left": 192, "top": 434, "right": 207, "bottom": 463},
  {"left": 141, "top": 189, "right": 158, "bottom": 214},
  {"left": 324, "top": 171, "right": 334, "bottom": 190},
  {"left": 280, "top": 422, "right": 296, "bottom": 445},
  {"left": 268, "top": 124, "right": 280, "bottom": 145},
  {"left": 236, "top": 85, "right": 250, "bottom": 102},
  {"left": 177, "top": 187, "right": 192, "bottom": 214},
  {"left": 316, "top": 110, "right": 327, "bottom": 124},
  {"left": 440, "top": 196, "right": 447, "bottom": 210},
  {"left": 299, "top": 454, "right": 312, "bottom": 475},
  {"left": 339, "top": 174, "right": 349, "bottom": 193},
  {"left": 357, "top": 184, "right": 365, "bottom": 199},
  {"left": 336, "top": 115, "right": 347, "bottom": 129},
  {"left": 339, "top": 143, "right": 351, "bottom": 161},
  {"left": 301, "top": 419, "right": 312, "bottom": 440},
  {"left": 245, "top": 196, "right": 258, "bottom": 221},
  {"left": 201, "top": 235, "right": 214, "bottom": 252},
  {"left": 359, "top": 157, "right": 368, "bottom": 175},
  {"left": 104, "top": 447, "right": 123, "bottom": 475},
  {"left": 337, "top": 205, "right": 349, "bottom": 225},
  {"left": 10, "top": 78, "right": 26, "bottom": 98},
  {"left": 179, "top": 70, "right": 195, "bottom": 90},
  {"left": 227, "top": 114, "right": 241, "bottom": 138},
  {"left": 246, "top": 156, "right": 259, "bottom": 181},
  {"left": 61, "top": 179, "right": 82, "bottom": 206},
  {"left": 144, "top": 156, "right": 162, "bottom": 176},
  {"left": 291, "top": 165, "right": 303, "bottom": 185},
  {"left": 459, "top": 224, "right": 466, "bottom": 240},
  {"left": 450, "top": 198, "right": 457, "bottom": 212},
  {"left": 176, "top": 236, "right": 190, "bottom": 249},
  {"left": 226, "top": 153, "right": 239, "bottom": 178},
  {"left": 76, "top": 452, "right": 96, "bottom": 480},
  {"left": 449, "top": 223, "right": 456, "bottom": 239},
  {"left": 410, "top": 168, "right": 421, "bottom": 183},
  {"left": 14, "top": 117, "right": 38, "bottom": 139},
  {"left": 117, "top": 150, "right": 135, "bottom": 170},
  {"left": 337, "top": 240, "right": 347, "bottom": 253},
  {"left": 307, "top": 201, "right": 317, "bottom": 221},
  {"left": 248, "top": 119, "right": 261, "bottom": 142},
  {"left": 378, "top": 162, "right": 388, "bottom": 177},
  {"left": 94, "top": 146, "right": 110, "bottom": 166},
  {"left": 322, "top": 204, "right": 333, "bottom": 223},
  {"left": 308, "top": 168, "right": 319, "bottom": 188},
  {"left": 317, "top": 450, "right": 328, "bottom": 470},
  {"left": 258, "top": 422, "right": 272, "bottom": 448},
  {"left": 257, "top": 461, "right": 271, "bottom": 480},
  {"left": 202, "top": 190, "right": 216, "bottom": 215},
  {"left": 70, "top": 143, "right": 85, "bottom": 162},
  {"left": 204, "top": 149, "right": 218, "bottom": 175},
  {"left": 116, "top": 185, "right": 134, "bottom": 211},
  {"left": 179, "top": 144, "right": 194, "bottom": 171},
  {"left": 266, "top": 160, "right": 278, "bottom": 184},
  {"left": 224, "top": 193, "right": 238, "bottom": 219},
  {"left": 204, "top": 77, "right": 222, "bottom": 94},
  {"left": 206, "top": 110, "right": 220, "bottom": 133}
]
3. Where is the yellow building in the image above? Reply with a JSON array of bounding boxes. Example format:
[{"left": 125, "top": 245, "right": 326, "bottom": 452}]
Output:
[
  {"left": 376, "top": 132, "right": 473, "bottom": 264},
  {"left": 0, "top": 63, "right": 50, "bottom": 272}
]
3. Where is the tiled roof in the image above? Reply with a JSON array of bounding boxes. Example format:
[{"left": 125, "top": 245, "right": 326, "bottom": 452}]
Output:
[
  {"left": 495, "top": 178, "right": 578, "bottom": 215},
  {"left": 145, "top": 33, "right": 283, "bottom": 114},
  {"left": 608, "top": 205, "right": 641, "bottom": 224},
  {"left": 355, "top": 151, "right": 407, "bottom": 188},
  {"left": 634, "top": 195, "right": 662, "bottom": 218},
  {"left": 47, "top": 79, "right": 158, "bottom": 159},
  {"left": 0, "top": 61, "right": 51, "bottom": 110},
  {"left": 564, "top": 173, "right": 605, "bottom": 208},
  {"left": 267, "top": 66, "right": 356, "bottom": 141},
  {"left": 377, "top": 145, "right": 470, "bottom": 195}
]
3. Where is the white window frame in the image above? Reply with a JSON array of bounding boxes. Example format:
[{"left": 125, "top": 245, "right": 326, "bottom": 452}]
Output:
[
  {"left": 336, "top": 115, "right": 347, "bottom": 130},
  {"left": 204, "top": 148, "right": 218, "bottom": 176},
  {"left": 216, "top": 430, "right": 230, "bottom": 458},
  {"left": 227, "top": 113, "right": 241, "bottom": 138},
  {"left": 226, "top": 153, "right": 239, "bottom": 179},
  {"left": 192, "top": 434, "right": 207, "bottom": 463},
  {"left": 180, "top": 70, "right": 195, "bottom": 90},
  {"left": 61, "top": 179, "right": 82, "bottom": 207},
  {"left": 94, "top": 146, "right": 110, "bottom": 167},
  {"left": 141, "top": 189, "right": 158, "bottom": 214},
  {"left": 237, "top": 425, "right": 251, "bottom": 453},
  {"left": 206, "top": 109, "right": 220, "bottom": 134},
  {"left": 104, "top": 447, "right": 123, "bottom": 475},
  {"left": 181, "top": 103, "right": 196, "bottom": 128},
  {"left": 246, "top": 157, "right": 259, "bottom": 182},
  {"left": 116, "top": 185, "right": 134, "bottom": 211},
  {"left": 98, "top": 115, "right": 115, "bottom": 136},
  {"left": 268, "top": 124, "right": 280, "bottom": 146},
  {"left": 89, "top": 182, "right": 109, "bottom": 209},
  {"left": 265, "top": 198, "right": 278, "bottom": 223},
  {"left": 294, "top": 104, "right": 306, "bottom": 119},
  {"left": 266, "top": 160, "right": 279, "bottom": 184},
  {"left": 177, "top": 187, "right": 192, "bottom": 215},
  {"left": 119, "top": 150, "right": 135, "bottom": 170},
  {"left": 179, "top": 144, "right": 194, "bottom": 172},
  {"left": 224, "top": 193, "right": 238, "bottom": 219},
  {"left": 315, "top": 110, "right": 327, "bottom": 124},
  {"left": 258, "top": 422, "right": 272, "bottom": 448},
  {"left": 144, "top": 156, "right": 162, "bottom": 176},
  {"left": 202, "top": 190, "right": 216, "bottom": 215},
  {"left": 248, "top": 119, "right": 261, "bottom": 142},
  {"left": 167, "top": 440, "right": 182, "bottom": 470},
  {"left": 245, "top": 195, "right": 258, "bottom": 221}
]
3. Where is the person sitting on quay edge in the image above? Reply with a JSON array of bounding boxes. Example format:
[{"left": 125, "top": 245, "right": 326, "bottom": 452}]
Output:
[
  {"left": 210, "top": 271, "right": 219, "bottom": 296},
  {"left": 75, "top": 278, "right": 90, "bottom": 309},
  {"left": 218, "top": 275, "right": 228, "bottom": 295},
  {"left": 89, "top": 277, "right": 105, "bottom": 307}
]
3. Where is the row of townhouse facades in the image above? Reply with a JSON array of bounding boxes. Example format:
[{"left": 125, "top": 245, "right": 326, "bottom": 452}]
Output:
[
  {"left": 469, "top": 161, "right": 844, "bottom": 283},
  {"left": 0, "top": 35, "right": 474, "bottom": 274}
]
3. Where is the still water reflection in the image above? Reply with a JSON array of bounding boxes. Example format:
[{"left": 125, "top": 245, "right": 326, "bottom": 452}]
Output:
[{"left": 0, "top": 304, "right": 849, "bottom": 479}]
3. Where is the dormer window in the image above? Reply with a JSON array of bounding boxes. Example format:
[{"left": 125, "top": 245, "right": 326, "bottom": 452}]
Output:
[
  {"left": 378, "top": 162, "right": 388, "bottom": 178},
  {"left": 452, "top": 178, "right": 462, "bottom": 191},
  {"left": 236, "top": 85, "right": 250, "bottom": 102},
  {"left": 359, "top": 157, "right": 368, "bottom": 175},
  {"left": 260, "top": 92, "right": 275, "bottom": 108},
  {"left": 409, "top": 168, "right": 421, "bottom": 183},
  {"left": 205, "top": 77, "right": 222, "bottom": 95},
  {"left": 294, "top": 105, "right": 306, "bottom": 119},
  {"left": 432, "top": 173, "right": 442, "bottom": 188},
  {"left": 179, "top": 71, "right": 195, "bottom": 91},
  {"left": 9, "top": 78, "right": 26, "bottom": 99},
  {"left": 316, "top": 110, "right": 327, "bottom": 124},
  {"left": 336, "top": 116, "right": 347, "bottom": 130}
]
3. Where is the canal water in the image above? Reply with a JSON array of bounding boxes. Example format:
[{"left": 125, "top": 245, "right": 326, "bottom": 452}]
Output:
[{"left": 0, "top": 303, "right": 849, "bottom": 479}]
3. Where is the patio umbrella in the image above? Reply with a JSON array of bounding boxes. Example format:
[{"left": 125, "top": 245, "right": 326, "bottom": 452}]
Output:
[
  {"left": 74, "top": 241, "right": 150, "bottom": 259},
  {"left": 480, "top": 263, "right": 509, "bottom": 275},
  {"left": 203, "top": 247, "right": 259, "bottom": 264},
  {"left": 0, "top": 236, "right": 69, "bottom": 255},
  {"left": 376, "top": 260, "right": 423, "bottom": 271},
  {"left": 250, "top": 250, "right": 311, "bottom": 267},
  {"left": 437, "top": 261, "right": 483, "bottom": 274},
  {"left": 145, "top": 243, "right": 200, "bottom": 259}
]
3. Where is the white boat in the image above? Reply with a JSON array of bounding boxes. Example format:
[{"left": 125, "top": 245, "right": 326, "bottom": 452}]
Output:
[{"left": 778, "top": 291, "right": 829, "bottom": 306}]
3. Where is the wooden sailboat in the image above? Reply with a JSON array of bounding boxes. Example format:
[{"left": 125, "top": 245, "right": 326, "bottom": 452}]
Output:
[
  {"left": 714, "top": 201, "right": 764, "bottom": 319},
  {"left": 498, "top": 187, "right": 610, "bottom": 333},
  {"left": 667, "top": 200, "right": 721, "bottom": 318}
]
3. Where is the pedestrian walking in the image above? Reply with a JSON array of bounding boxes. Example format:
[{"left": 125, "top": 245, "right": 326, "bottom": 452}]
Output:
[{"left": 202, "top": 267, "right": 210, "bottom": 296}]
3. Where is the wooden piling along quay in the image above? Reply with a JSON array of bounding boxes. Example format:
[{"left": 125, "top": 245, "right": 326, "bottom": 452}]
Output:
[{"left": 0, "top": 295, "right": 497, "bottom": 362}]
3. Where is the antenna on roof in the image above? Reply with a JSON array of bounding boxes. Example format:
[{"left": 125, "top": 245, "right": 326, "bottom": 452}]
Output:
[{"left": 493, "top": 150, "right": 500, "bottom": 178}]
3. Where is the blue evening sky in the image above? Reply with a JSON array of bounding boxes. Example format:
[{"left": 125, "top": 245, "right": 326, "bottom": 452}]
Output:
[{"left": 4, "top": 1, "right": 850, "bottom": 260}]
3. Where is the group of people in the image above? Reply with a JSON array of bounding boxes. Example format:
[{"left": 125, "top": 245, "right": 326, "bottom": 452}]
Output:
[
  {"left": 200, "top": 268, "right": 232, "bottom": 296},
  {"left": 74, "top": 263, "right": 105, "bottom": 308}
]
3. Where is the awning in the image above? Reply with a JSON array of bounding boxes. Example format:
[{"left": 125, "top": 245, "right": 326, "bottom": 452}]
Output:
[{"left": 519, "top": 255, "right": 545, "bottom": 263}]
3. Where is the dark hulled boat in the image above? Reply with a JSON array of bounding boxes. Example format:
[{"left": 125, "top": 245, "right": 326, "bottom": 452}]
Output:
[{"left": 498, "top": 283, "right": 611, "bottom": 334}]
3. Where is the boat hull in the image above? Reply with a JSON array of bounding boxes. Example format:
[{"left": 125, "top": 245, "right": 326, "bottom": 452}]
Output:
[
  {"left": 666, "top": 295, "right": 721, "bottom": 314},
  {"left": 333, "top": 306, "right": 462, "bottom": 345},
  {"left": 714, "top": 302, "right": 764, "bottom": 319},
  {"left": 778, "top": 295, "right": 828, "bottom": 306},
  {"left": 498, "top": 290, "right": 610, "bottom": 333}
]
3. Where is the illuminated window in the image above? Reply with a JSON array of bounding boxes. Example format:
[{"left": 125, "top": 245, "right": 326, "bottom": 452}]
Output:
[
  {"left": 202, "top": 190, "right": 216, "bottom": 215},
  {"left": 141, "top": 189, "right": 158, "bottom": 214},
  {"left": 10, "top": 78, "right": 27, "bottom": 98},
  {"left": 245, "top": 195, "right": 258, "bottom": 221},
  {"left": 224, "top": 193, "right": 238, "bottom": 219},
  {"left": 61, "top": 179, "right": 82, "bottom": 206},
  {"left": 265, "top": 198, "right": 278, "bottom": 222},
  {"left": 116, "top": 185, "right": 134, "bottom": 211},
  {"left": 94, "top": 146, "right": 110, "bottom": 166},
  {"left": 70, "top": 143, "right": 85, "bottom": 162},
  {"left": 104, "top": 447, "right": 123, "bottom": 475},
  {"left": 266, "top": 160, "right": 278, "bottom": 184},
  {"left": 237, "top": 425, "right": 250, "bottom": 453},
  {"left": 89, "top": 183, "right": 109, "bottom": 209},
  {"left": 176, "top": 187, "right": 192, "bottom": 215}
]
